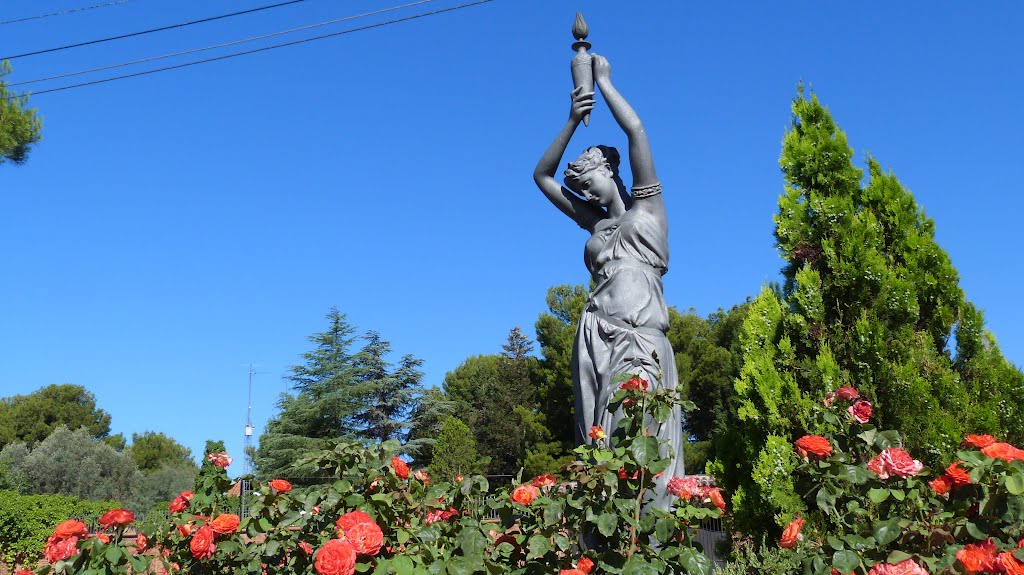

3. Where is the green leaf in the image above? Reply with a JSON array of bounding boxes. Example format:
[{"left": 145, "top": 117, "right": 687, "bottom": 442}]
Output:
[
  {"left": 597, "top": 513, "right": 618, "bottom": 537},
  {"left": 890, "top": 489, "right": 905, "bottom": 501},
  {"left": 1003, "top": 473, "right": 1024, "bottom": 495},
  {"left": 832, "top": 551, "right": 860, "bottom": 575},
  {"left": 629, "top": 436, "right": 661, "bottom": 467},
  {"left": 678, "top": 548, "right": 711, "bottom": 575},
  {"left": 817, "top": 487, "right": 837, "bottom": 515},
  {"left": 868, "top": 488, "right": 890, "bottom": 503},
  {"left": 103, "top": 544, "right": 123, "bottom": 564},
  {"left": 622, "top": 555, "right": 658, "bottom": 575},
  {"left": 457, "top": 529, "right": 487, "bottom": 556},
  {"left": 543, "top": 499, "right": 565, "bottom": 527},
  {"left": 827, "top": 536, "right": 845, "bottom": 551},
  {"left": 553, "top": 533, "right": 572, "bottom": 551},
  {"left": 655, "top": 516, "right": 675, "bottom": 545},
  {"left": 887, "top": 551, "right": 913, "bottom": 564},
  {"left": 872, "top": 518, "right": 901, "bottom": 546},
  {"left": 876, "top": 431, "right": 903, "bottom": 449},
  {"left": 527, "top": 534, "right": 552, "bottom": 558}
]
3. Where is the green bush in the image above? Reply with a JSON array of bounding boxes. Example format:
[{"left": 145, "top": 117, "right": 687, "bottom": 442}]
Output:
[{"left": 0, "top": 490, "right": 117, "bottom": 566}]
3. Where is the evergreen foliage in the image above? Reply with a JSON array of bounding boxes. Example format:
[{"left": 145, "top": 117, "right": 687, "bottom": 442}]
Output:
[
  {"left": 0, "top": 60, "right": 42, "bottom": 165},
  {"left": 0, "top": 384, "right": 113, "bottom": 449},
  {"left": 714, "top": 89, "right": 1024, "bottom": 535},
  {"left": 128, "top": 431, "right": 195, "bottom": 473},
  {"left": 478, "top": 327, "right": 538, "bottom": 476},
  {"left": 427, "top": 416, "right": 486, "bottom": 480}
]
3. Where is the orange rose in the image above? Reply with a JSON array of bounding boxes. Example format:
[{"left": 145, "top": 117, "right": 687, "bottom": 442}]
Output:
[
  {"left": 269, "top": 479, "right": 292, "bottom": 494},
  {"left": 794, "top": 435, "right": 833, "bottom": 459},
  {"left": 169, "top": 491, "right": 194, "bottom": 513},
  {"left": 957, "top": 539, "right": 998, "bottom": 574},
  {"left": 778, "top": 517, "right": 804, "bottom": 549},
  {"left": 391, "top": 456, "right": 410, "bottom": 479},
  {"left": 455, "top": 475, "right": 464, "bottom": 482},
  {"left": 945, "top": 462, "right": 971, "bottom": 487},
  {"left": 190, "top": 525, "right": 216, "bottom": 560},
  {"left": 962, "top": 434, "right": 997, "bottom": 449},
  {"left": 999, "top": 552, "right": 1024, "bottom": 575},
  {"left": 577, "top": 557, "right": 595, "bottom": 574},
  {"left": 982, "top": 442, "right": 1024, "bottom": 462},
  {"left": 99, "top": 508, "right": 135, "bottom": 530},
  {"left": 561, "top": 571, "right": 587, "bottom": 575},
  {"left": 414, "top": 469, "right": 430, "bottom": 484},
  {"left": 53, "top": 519, "right": 89, "bottom": 540},
  {"left": 344, "top": 521, "right": 384, "bottom": 557},
  {"left": 336, "top": 510, "right": 376, "bottom": 534},
  {"left": 177, "top": 522, "right": 194, "bottom": 538},
  {"left": 14, "top": 570, "right": 33, "bottom": 575},
  {"left": 511, "top": 484, "right": 540, "bottom": 505},
  {"left": 44, "top": 535, "right": 80, "bottom": 563},
  {"left": 95, "top": 533, "right": 111, "bottom": 544},
  {"left": 135, "top": 533, "right": 149, "bottom": 551},
  {"left": 708, "top": 487, "right": 727, "bottom": 511},
  {"left": 532, "top": 474, "right": 557, "bottom": 488},
  {"left": 315, "top": 539, "right": 357, "bottom": 575},
  {"left": 929, "top": 475, "right": 953, "bottom": 495},
  {"left": 210, "top": 513, "right": 240, "bottom": 535},
  {"left": 589, "top": 426, "right": 606, "bottom": 440}
]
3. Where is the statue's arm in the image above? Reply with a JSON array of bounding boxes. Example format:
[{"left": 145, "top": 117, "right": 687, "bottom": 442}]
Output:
[
  {"left": 593, "top": 55, "right": 659, "bottom": 191},
  {"left": 533, "top": 88, "right": 605, "bottom": 232}
]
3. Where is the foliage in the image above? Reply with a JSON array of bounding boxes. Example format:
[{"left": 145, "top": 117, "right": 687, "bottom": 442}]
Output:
[
  {"left": 404, "top": 387, "right": 457, "bottom": 467},
  {"left": 0, "top": 60, "right": 42, "bottom": 165},
  {"left": 0, "top": 426, "right": 140, "bottom": 503},
  {"left": 35, "top": 365, "right": 722, "bottom": 575},
  {"left": 129, "top": 431, "right": 195, "bottom": 473},
  {"left": 256, "top": 308, "right": 424, "bottom": 480},
  {"left": 0, "top": 384, "right": 113, "bottom": 449},
  {"left": 478, "top": 327, "right": 538, "bottom": 476},
  {"left": 128, "top": 463, "right": 199, "bottom": 514},
  {"left": 0, "top": 490, "right": 116, "bottom": 566},
  {"left": 716, "top": 89, "right": 1024, "bottom": 536},
  {"left": 428, "top": 416, "right": 487, "bottom": 480},
  {"left": 776, "top": 385, "right": 1024, "bottom": 575}
]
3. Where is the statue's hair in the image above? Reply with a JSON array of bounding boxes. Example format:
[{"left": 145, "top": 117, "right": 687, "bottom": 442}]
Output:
[{"left": 563, "top": 145, "right": 620, "bottom": 191}]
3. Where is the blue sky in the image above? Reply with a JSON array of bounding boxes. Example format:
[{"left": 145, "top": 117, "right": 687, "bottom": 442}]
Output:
[{"left": 2, "top": 1, "right": 1022, "bottom": 476}]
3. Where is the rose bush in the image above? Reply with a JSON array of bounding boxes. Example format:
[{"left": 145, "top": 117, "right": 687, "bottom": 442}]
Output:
[{"left": 18, "top": 370, "right": 721, "bottom": 575}]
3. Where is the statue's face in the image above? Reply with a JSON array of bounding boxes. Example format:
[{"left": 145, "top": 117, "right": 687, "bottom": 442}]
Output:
[{"left": 574, "top": 166, "right": 617, "bottom": 206}]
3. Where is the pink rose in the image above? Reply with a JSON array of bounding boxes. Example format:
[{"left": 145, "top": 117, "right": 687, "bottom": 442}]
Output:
[
  {"left": 848, "top": 400, "right": 872, "bottom": 423},
  {"left": 867, "top": 448, "right": 923, "bottom": 479}
]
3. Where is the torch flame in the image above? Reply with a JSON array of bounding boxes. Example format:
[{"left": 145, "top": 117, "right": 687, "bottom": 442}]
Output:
[{"left": 572, "top": 12, "right": 589, "bottom": 41}]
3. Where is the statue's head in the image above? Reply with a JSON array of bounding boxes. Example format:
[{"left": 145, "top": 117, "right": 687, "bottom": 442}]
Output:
[{"left": 564, "top": 145, "right": 626, "bottom": 207}]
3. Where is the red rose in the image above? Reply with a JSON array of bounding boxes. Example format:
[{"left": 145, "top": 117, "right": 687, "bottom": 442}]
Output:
[
  {"left": 99, "top": 508, "right": 135, "bottom": 530},
  {"left": 532, "top": 474, "right": 557, "bottom": 488},
  {"left": 455, "top": 475, "right": 464, "bottom": 482},
  {"left": 794, "top": 435, "right": 833, "bottom": 459},
  {"left": 619, "top": 375, "right": 649, "bottom": 392},
  {"left": 778, "top": 517, "right": 804, "bottom": 549},
  {"left": 962, "top": 434, "right": 997, "bottom": 449},
  {"left": 667, "top": 476, "right": 700, "bottom": 500},
  {"left": 344, "top": 521, "right": 384, "bottom": 557},
  {"left": 929, "top": 475, "right": 953, "bottom": 495},
  {"left": 945, "top": 462, "right": 971, "bottom": 487},
  {"left": 391, "top": 456, "right": 410, "bottom": 479},
  {"left": 15, "top": 570, "right": 33, "bottom": 575},
  {"left": 589, "top": 426, "right": 606, "bottom": 440},
  {"left": 836, "top": 387, "right": 860, "bottom": 400},
  {"left": 169, "top": 491, "right": 194, "bottom": 513},
  {"left": 44, "top": 535, "right": 80, "bottom": 563},
  {"left": 190, "top": 525, "right": 216, "bottom": 560},
  {"left": 982, "top": 442, "right": 1024, "bottom": 462},
  {"left": 336, "top": 510, "right": 376, "bottom": 534},
  {"left": 315, "top": 539, "right": 357, "bottom": 575},
  {"left": 269, "top": 479, "right": 292, "bottom": 494},
  {"left": 210, "top": 513, "right": 240, "bottom": 535},
  {"left": 300, "top": 541, "right": 314, "bottom": 555},
  {"left": 999, "top": 552, "right": 1024, "bottom": 575},
  {"left": 617, "top": 467, "right": 639, "bottom": 480},
  {"left": 577, "top": 557, "right": 595, "bottom": 574},
  {"left": 848, "top": 401, "right": 872, "bottom": 423},
  {"left": 53, "top": 519, "right": 89, "bottom": 540},
  {"left": 957, "top": 539, "right": 998, "bottom": 574},
  {"left": 177, "top": 522, "right": 193, "bottom": 537},
  {"left": 206, "top": 451, "right": 232, "bottom": 468},
  {"left": 708, "top": 487, "right": 727, "bottom": 511},
  {"left": 867, "top": 448, "right": 923, "bottom": 479},
  {"left": 511, "top": 484, "right": 540, "bottom": 505},
  {"left": 135, "top": 533, "right": 149, "bottom": 551},
  {"left": 561, "top": 571, "right": 587, "bottom": 575}
]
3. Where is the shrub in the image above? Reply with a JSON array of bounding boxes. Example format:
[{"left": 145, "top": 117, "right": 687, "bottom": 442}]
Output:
[{"left": 0, "top": 490, "right": 117, "bottom": 566}]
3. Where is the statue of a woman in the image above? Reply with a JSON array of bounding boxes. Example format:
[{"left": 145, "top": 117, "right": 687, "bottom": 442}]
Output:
[{"left": 532, "top": 54, "right": 684, "bottom": 508}]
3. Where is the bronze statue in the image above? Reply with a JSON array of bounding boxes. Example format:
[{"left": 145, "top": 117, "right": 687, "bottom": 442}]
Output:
[{"left": 532, "top": 23, "right": 684, "bottom": 509}]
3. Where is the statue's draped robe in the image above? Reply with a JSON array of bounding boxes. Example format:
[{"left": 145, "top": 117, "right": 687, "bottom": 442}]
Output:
[{"left": 573, "top": 204, "right": 684, "bottom": 510}]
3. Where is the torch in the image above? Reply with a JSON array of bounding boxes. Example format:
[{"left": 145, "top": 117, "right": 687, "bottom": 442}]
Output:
[{"left": 570, "top": 12, "right": 592, "bottom": 126}]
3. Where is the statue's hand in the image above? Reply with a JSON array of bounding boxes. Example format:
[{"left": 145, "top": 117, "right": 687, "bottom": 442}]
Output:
[
  {"left": 592, "top": 54, "right": 612, "bottom": 83},
  {"left": 569, "top": 86, "right": 595, "bottom": 124}
]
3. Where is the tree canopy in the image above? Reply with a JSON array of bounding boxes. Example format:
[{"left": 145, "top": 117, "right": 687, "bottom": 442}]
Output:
[
  {"left": 0, "top": 384, "right": 113, "bottom": 449},
  {"left": 0, "top": 60, "right": 42, "bottom": 165},
  {"left": 129, "top": 431, "right": 195, "bottom": 473}
]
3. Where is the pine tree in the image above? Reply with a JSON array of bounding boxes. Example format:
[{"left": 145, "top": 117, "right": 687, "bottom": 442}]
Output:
[
  {"left": 352, "top": 332, "right": 424, "bottom": 444},
  {"left": 0, "top": 61, "right": 42, "bottom": 165},
  {"left": 478, "top": 327, "right": 538, "bottom": 477},
  {"left": 427, "top": 416, "right": 486, "bottom": 481},
  {"left": 714, "top": 89, "right": 1024, "bottom": 535}
]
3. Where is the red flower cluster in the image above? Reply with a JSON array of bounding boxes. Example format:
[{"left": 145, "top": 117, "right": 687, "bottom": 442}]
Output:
[
  {"left": 45, "top": 519, "right": 88, "bottom": 563},
  {"left": 778, "top": 517, "right": 804, "bottom": 549},
  {"left": 511, "top": 483, "right": 540, "bottom": 505},
  {"left": 315, "top": 539, "right": 357, "bottom": 575},
  {"left": 391, "top": 456, "right": 410, "bottom": 479},
  {"left": 169, "top": 490, "right": 194, "bottom": 513},
  {"left": 962, "top": 434, "right": 997, "bottom": 449},
  {"left": 982, "top": 442, "right": 1024, "bottom": 462},
  {"left": 206, "top": 451, "right": 233, "bottom": 468},
  {"left": 619, "top": 375, "right": 649, "bottom": 392},
  {"left": 957, "top": 539, "right": 998, "bottom": 574},
  {"left": 268, "top": 479, "right": 292, "bottom": 494},
  {"left": 666, "top": 476, "right": 701, "bottom": 501},
  {"left": 424, "top": 507, "right": 460, "bottom": 525},
  {"left": 335, "top": 510, "right": 383, "bottom": 556},
  {"left": 99, "top": 508, "right": 134, "bottom": 530},
  {"left": 867, "top": 448, "right": 923, "bottom": 479},
  {"left": 532, "top": 473, "right": 557, "bottom": 488},
  {"left": 795, "top": 435, "right": 833, "bottom": 459}
]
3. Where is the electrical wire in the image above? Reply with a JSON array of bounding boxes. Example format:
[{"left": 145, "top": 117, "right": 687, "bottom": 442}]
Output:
[
  {"left": 5, "top": 0, "right": 494, "bottom": 98},
  {"left": 0, "top": 0, "right": 133, "bottom": 26},
  {"left": 2, "top": 0, "right": 307, "bottom": 61},
  {"left": 10, "top": 0, "right": 432, "bottom": 87}
]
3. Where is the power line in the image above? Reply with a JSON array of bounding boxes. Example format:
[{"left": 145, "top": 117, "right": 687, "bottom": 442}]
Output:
[
  {"left": 6, "top": 0, "right": 495, "bottom": 98},
  {"left": 1, "top": 0, "right": 307, "bottom": 61},
  {"left": 9, "top": 0, "right": 433, "bottom": 87},
  {"left": 0, "top": 0, "right": 134, "bottom": 26}
]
